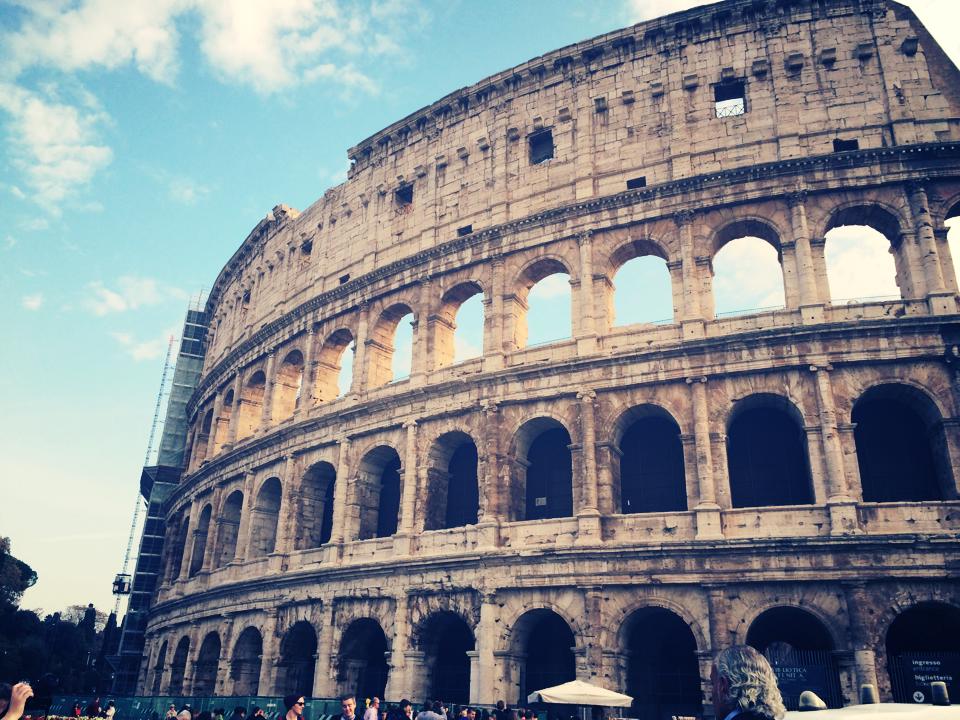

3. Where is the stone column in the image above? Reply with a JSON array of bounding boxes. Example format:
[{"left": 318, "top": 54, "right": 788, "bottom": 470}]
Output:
[
  {"left": 788, "top": 191, "right": 825, "bottom": 322},
  {"left": 485, "top": 257, "right": 506, "bottom": 370},
  {"left": 804, "top": 426, "right": 829, "bottom": 505},
  {"left": 472, "top": 591, "right": 500, "bottom": 704},
  {"left": 395, "top": 420, "right": 419, "bottom": 555},
  {"left": 260, "top": 351, "right": 277, "bottom": 431},
  {"left": 843, "top": 582, "right": 880, "bottom": 701},
  {"left": 909, "top": 183, "right": 955, "bottom": 313},
  {"left": 411, "top": 280, "right": 432, "bottom": 386},
  {"left": 351, "top": 300, "right": 371, "bottom": 395},
  {"left": 385, "top": 593, "right": 410, "bottom": 700},
  {"left": 676, "top": 211, "right": 705, "bottom": 338},
  {"left": 296, "top": 327, "right": 317, "bottom": 415},
  {"left": 595, "top": 442, "right": 619, "bottom": 516},
  {"left": 404, "top": 651, "right": 428, "bottom": 703},
  {"left": 209, "top": 392, "right": 225, "bottom": 458},
  {"left": 582, "top": 588, "right": 604, "bottom": 683},
  {"left": 666, "top": 259, "right": 684, "bottom": 324},
  {"left": 836, "top": 424, "right": 863, "bottom": 502},
  {"left": 575, "top": 231, "right": 598, "bottom": 354},
  {"left": 329, "top": 436, "right": 352, "bottom": 547},
  {"left": 705, "top": 585, "right": 729, "bottom": 718},
  {"left": 811, "top": 365, "right": 859, "bottom": 533},
  {"left": 177, "top": 500, "right": 201, "bottom": 582},
  {"left": 809, "top": 238, "right": 831, "bottom": 304},
  {"left": 274, "top": 455, "right": 298, "bottom": 555},
  {"left": 215, "top": 615, "right": 235, "bottom": 695},
  {"left": 898, "top": 230, "right": 927, "bottom": 300},
  {"left": 688, "top": 377, "right": 722, "bottom": 538},
  {"left": 779, "top": 240, "right": 800, "bottom": 310},
  {"left": 314, "top": 602, "right": 337, "bottom": 698},
  {"left": 236, "top": 471, "right": 258, "bottom": 562},
  {"left": 476, "top": 401, "right": 502, "bottom": 548},
  {"left": 680, "top": 434, "right": 700, "bottom": 511},
  {"left": 201, "top": 486, "right": 224, "bottom": 571},
  {"left": 577, "top": 390, "right": 601, "bottom": 542},
  {"left": 709, "top": 432, "right": 731, "bottom": 510},
  {"left": 934, "top": 227, "right": 958, "bottom": 294},
  {"left": 257, "top": 613, "right": 280, "bottom": 696},
  {"left": 226, "top": 376, "right": 242, "bottom": 449}
]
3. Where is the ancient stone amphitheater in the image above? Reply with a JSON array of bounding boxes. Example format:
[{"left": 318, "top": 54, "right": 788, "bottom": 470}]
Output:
[{"left": 141, "top": 0, "right": 960, "bottom": 716}]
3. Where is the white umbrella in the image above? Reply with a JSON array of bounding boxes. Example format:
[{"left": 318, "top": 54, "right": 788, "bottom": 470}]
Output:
[{"left": 526, "top": 680, "right": 634, "bottom": 707}]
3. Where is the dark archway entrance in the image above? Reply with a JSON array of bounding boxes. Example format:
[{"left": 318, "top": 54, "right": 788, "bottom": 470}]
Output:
[
  {"left": 168, "top": 637, "right": 190, "bottom": 694},
  {"left": 727, "top": 396, "right": 813, "bottom": 507},
  {"left": 193, "top": 632, "right": 221, "bottom": 695},
  {"left": 424, "top": 432, "right": 480, "bottom": 531},
  {"left": 357, "top": 447, "right": 402, "bottom": 540},
  {"left": 618, "top": 409, "right": 686, "bottom": 513},
  {"left": 339, "top": 619, "right": 389, "bottom": 702},
  {"left": 518, "top": 609, "right": 576, "bottom": 704},
  {"left": 887, "top": 602, "right": 960, "bottom": 703},
  {"left": 419, "top": 612, "right": 475, "bottom": 703},
  {"left": 278, "top": 621, "right": 317, "bottom": 696},
  {"left": 230, "top": 627, "right": 263, "bottom": 696},
  {"left": 747, "top": 607, "right": 841, "bottom": 710},
  {"left": 298, "top": 461, "right": 337, "bottom": 548},
  {"left": 623, "top": 608, "right": 702, "bottom": 720},
  {"left": 521, "top": 422, "right": 573, "bottom": 521}
]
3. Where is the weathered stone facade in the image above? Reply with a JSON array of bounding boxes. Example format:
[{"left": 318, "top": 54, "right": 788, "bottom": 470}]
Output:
[{"left": 142, "top": 0, "right": 960, "bottom": 716}]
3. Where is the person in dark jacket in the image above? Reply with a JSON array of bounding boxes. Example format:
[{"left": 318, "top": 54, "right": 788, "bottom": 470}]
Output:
[{"left": 711, "top": 645, "right": 786, "bottom": 720}]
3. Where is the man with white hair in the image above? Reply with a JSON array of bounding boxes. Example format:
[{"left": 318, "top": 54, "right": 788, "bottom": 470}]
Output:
[{"left": 711, "top": 645, "right": 787, "bottom": 720}]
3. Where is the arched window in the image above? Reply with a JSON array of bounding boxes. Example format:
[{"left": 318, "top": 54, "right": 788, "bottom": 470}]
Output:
[
  {"left": 237, "top": 370, "right": 266, "bottom": 440},
  {"left": 825, "top": 205, "right": 903, "bottom": 302},
  {"left": 514, "top": 609, "right": 575, "bottom": 704},
  {"left": 368, "top": 304, "right": 415, "bottom": 386},
  {"left": 622, "top": 608, "right": 702, "bottom": 720},
  {"left": 712, "top": 221, "right": 786, "bottom": 316},
  {"left": 315, "top": 329, "right": 354, "bottom": 402},
  {"left": 616, "top": 407, "right": 686, "bottom": 513},
  {"left": 188, "top": 504, "right": 212, "bottom": 577},
  {"left": 277, "top": 621, "right": 317, "bottom": 696},
  {"left": 424, "top": 431, "right": 479, "bottom": 530},
  {"left": 194, "top": 409, "right": 214, "bottom": 465},
  {"left": 165, "top": 513, "right": 189, "bottom": 582},
  {"left": 853, "top": 384, "right": 950, "bottom": 502},
  {"left": 356, "top": 446, "right": 402, "bottom": 540},
  {"left": 193, "top": 632, "right": 221, "bottom": 695},
  {"left": 168, "top": 636, "right": 190, "bottom": 694},
  {"left": 609, "top": 240, "right": 674, "bottom": 326},
  {"left": 416, "top": 612, "right": 475, "bottom": 704},
  {"left": 435, "top": 282, "right": 484, "bottom": 367},
  {"left": 249, "top": 477, "right": 282, "bottom": 558},
  {"left": 747, "top": 607, "right": 841, "bottom": 710},
  {"left": 151, "top": 641, "right": 167, "bottom": 695},
  {"left": 230, "top": 627, "right": 263, "bottom": 696},
  {"left": 887, "top": 602, "right": 960, "bottom": 703},
  {"left": 727, "top": 395, "right": 813, "bottom": 507},
  {"left": 214, "top": 490, "right": 243, "bottom": 568},
  {"left": 514, "top": 259, "right": 572, "bottom": 348},
  {"left": 338, "top": 619, "right": 389, "bottom": 701},
  {"left": 297, "top": 461, "right": 336, "bottom": 549},
  {"left": 272, "top": 349, "right": 304, "bottom": 421},
  {"left": 212, "top": 388, "right": 234, "bottom": 453},
  {"left": 511, "top": 418, "right": 573, "bottom": 521}
]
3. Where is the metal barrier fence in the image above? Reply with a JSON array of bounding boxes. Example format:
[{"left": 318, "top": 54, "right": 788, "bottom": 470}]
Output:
[{"left": 48, "top": 696, "right": 346, "bottom": 720}]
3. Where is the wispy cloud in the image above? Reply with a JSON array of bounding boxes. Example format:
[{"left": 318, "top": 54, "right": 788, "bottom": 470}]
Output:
[
  {"left": 83, "top": 275, "right": 187, "bottom": 316},
  {"left": 824, "top": 226, "right": 900, "bottom": 301},
  {"left": 109, "top": 327, "right": 177, "bottom": 361},
  {"left": 22, "top": 293, "right": 44, "bottom": 311},
  {"left": 713, "top": 237, "right": 786, "bottom": 313},
  {"left": 168, "top": 176, "right": 211, "bottom": 205}
]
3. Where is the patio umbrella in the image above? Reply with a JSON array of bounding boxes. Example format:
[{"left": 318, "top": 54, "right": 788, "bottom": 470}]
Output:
[{"left": 526, "top": 680, "right": 633, "bottom": 706}]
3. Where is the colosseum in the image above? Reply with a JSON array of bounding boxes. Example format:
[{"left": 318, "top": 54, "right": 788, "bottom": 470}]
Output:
[{"left": 139, "top": 0, "right": 960, "bottom": 716}]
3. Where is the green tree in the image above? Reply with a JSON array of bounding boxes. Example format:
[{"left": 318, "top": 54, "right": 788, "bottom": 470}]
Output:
[{"left": 0, "top": 537, "right": 37, "bottom": 609}]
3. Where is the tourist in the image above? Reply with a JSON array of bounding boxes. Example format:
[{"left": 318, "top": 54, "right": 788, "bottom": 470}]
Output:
[
  {"left": 492, "top": 702, "right": 509, "bottom": 720},
  {"left": 84, "top": 698, "right": 102, "bottom": 718},
  {"left": 228, "top": 707, "right": 246, "bottom": 720},
  {"left": 250, "top": 708, "right": 265, "bottom": 720},
  {"left": 214, "top": 708, "right": 225, "bottom": 720},
  {"left": 340, "top": 696, "right": 357, "bottom": 720},
  {"left": 104, "top": 701, "right": 116, "bottom": 720},
  {"left": 283, "top": 695, "right": 305, "bottom": 720},
  {"left": 0, "top": 682, "right": 33, "bottom": 720},
  {"left": 72, "top": 703, "right": 83, "bottom": 718},
  {"left": 166, "top": 706, "right": 178, "bottom": 720},
  {"left": 414, "top": 702, "right": 444, "bottom": 720},
  {"left": 363, "top": 697, "right": 379, "bottom": 720},
  {"left": 176, "top": 710, "right": 192, "bottom": 720},
  {"left": 711, "top": 645, "right": 787, "bottom": 720}
]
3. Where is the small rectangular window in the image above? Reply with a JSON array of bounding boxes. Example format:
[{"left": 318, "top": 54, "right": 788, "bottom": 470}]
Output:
[
  {"left": 339, "top": 274, "right": 350, "bottom": 285},
  {"left": 395, "top": 184, "right": 413, "bottom": 206},
  {"left": 529, "top": 129, "right": 554, "bottom": 165},
  {"left": 626, "top": 176, "right": 647, "bottom": 190},
  {"left": 714, "top": 80, "right": 746, "bottom": 118},
  {"left": 457, "top": 224, "right": 473, "bottom": 237},
  {"left": 301, "top": 239, "right": 313, "bottom": 257},
  {"left": 535, "top": 496, "right": 547, "bottom": 507},
  {"left": 833, "top": 138, "right": 859, "bottom": 152}
]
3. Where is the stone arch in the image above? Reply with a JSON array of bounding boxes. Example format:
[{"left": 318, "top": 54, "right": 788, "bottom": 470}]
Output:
[
  {"left": 610, "top": 596, "right": 708, "bottom": 655},
  {"left": 249, "top": 477, "right": 282, "bottom": 558},
  {"left": 726, "top": 393, "right": 813, "bottom": 508},
  {"left": 168, "top": 634, "right": 190, "bottom": 694},
  {"left": 315, "top": 327, "right": 355, "bottom": 403},
  {"left": 237, "top": 369, "right": 266, "bottom": 440},
  {"left": 165, "top": 512, "right": 190, "bottom": 583},
  {"left": 273, "top": 348, "right": 305, "bottom": 421},
  {"left": 822, "top": 201, "right": 906, "bottom": 243},
  {"left": 423, "top": 430, "right": 479, "bottom": 531},
  {"left": 230, "top": 625, "right": 263, "bottom": 696},
  {"left": 337, "top": 618, "right": 390, "bottom": 702},
  {"left": 434, "top": 281, "right": 486, "bottom": 368},
  {"left": 510, "top": 256, "right": 573, "bottom": 349},
  {"left": 212, "top": 386, "right": 235, "bottom": 452},
  {"left": 188, "top": 503, "right": 213, "bottom": 577},
  {"left": 355, "top": 445, "right": 402, "bottom": 540},
  {"left": 508, "top": 416, "right": 573, "bottom": 521},
  {"left": 611, "top": 404, "right": 687, "bottom": 514},
  {"left": 710, "top": 216, "right": 785, "bottom": 255},
  {"left": 214, "top": 489, "right": 243, "bottom": 568},
  {"left": 883, "top": 598, "right": 960, "bottom": 702},
  {"left": 192, "top": 630, "right": 221, "bottom": 695},
  {"left": 151, "top": 639, "right": 168, "bottom": 695},
  {"left": 412, "top": 610, "right": 476, "bottom": 704},
  {"left": 606, "top": 237, "right": 675, "bottom": 328},
  {"left": 710, "top": 217, "right": 787, "bottom": 316},
  {"left": 296, "top": 460, "right": 337, "bottom": 549},
  {"left": 277, "top": 620, "right": 317, "bottom": 696},
  {"left": 368, "top": 302, "right": 416, "bottom": 387},
  {"left": 852, "top": 382, "right": 955, "bottom": 502},
  {"left": 194, "top": 408, "right": 214, "bottom": 466},
  {"left": 508, "top": 608, "right": 577, "bottom": 705}
]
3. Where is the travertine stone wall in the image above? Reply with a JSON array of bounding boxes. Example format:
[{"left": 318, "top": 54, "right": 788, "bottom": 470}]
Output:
[{"left": 143, "top": 0, "right": 960, "bottom": 715}]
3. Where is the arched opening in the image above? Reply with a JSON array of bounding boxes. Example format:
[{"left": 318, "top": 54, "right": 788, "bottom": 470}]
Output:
[
  {"left": 616, "top": 406, "right": 686, "bottom": 514},
  {"left": 212, "top": 388, "right": 234, "bottom": 453},
  {"left": 368, "top": 303, "right": 415, "bottom": 387},
  {"left": 435, "top": 282, "right": 485, "bottom": 367},
  {"left": 712, "top": 222, "right": 786, "bottom": 317},
  {"left": 166, "top": 514, "right": 189, "bottom": 583},
  {"left": 622, "top": 608, "right": 702, "bottom": 720},
  {"left": 249, "top": 477, "right": 282, "bottom": 558},
  {"left": 315, "top": 329, "right": 354, "bottom": 403},
  {"left": 214, "top": 490, "right": 243, "bottom": 568},
  {"left": 273, "top": 349, "right": 305, "bottom": 421},
  {"left": 515, "top": 609, "right": 576, "bottom": 705},
  {"left": 338, "top": 618, "right": 389, "bottom": 702},
  {"left": 512, "top": 418, "right": 573, "bottom": 521},
  {"left": 947, "top": 211, "right": 960, "bottom": 285},
  {"left": 747, "top": 607, "right": 841, "bottom": 710},
  {"left": 609, "top": 241, "right": 674, "bottom": 327},
  {"left": 418, "top": 611, "right": 475, "bottom": 704},
  {"left": 424, "top": 431, "right": 479, "bottom": 531},
  {"left": 168, "top": 636, "right": 190, "bottom": 694},
  {"left": 193, "top": 631, "right": 221, "bottom": 695},
  {"left": 297, "top": 461, "right": 336, "bottom": 549},
  {"left": 727, "top": 395, "right": 813, "bottom": 507},
  {"left": 194, "top": 409, "right": 214, "bottom": 465},
  {"left": 230, "top": 626, "right": 263, "bottom": 696},
  {"left": 278, "top": 621, "right": 317, "bottom": 696},
  {"left": 237, "top": 370, "right": 266, "bottom": 440},
  {"left": 356, "top": 446, "right": 402, "bottom": 540},
  {"left": 886, "top": 602, "right": 960, "bottom": 703},
  {"left": 188, "top": 504, "right": 213, "bottom": 577},
  {"left": 825, "top": 205, "right": 903, "bottom": 302},
  {"left": 151, "top": 641, "right": 167, "bottom": 695},
  {"left": 853, "top": 384, "right": 950, "bottom": 502},
  {"left": 514, "top": 259, "right": 572, "bottom": 349}
]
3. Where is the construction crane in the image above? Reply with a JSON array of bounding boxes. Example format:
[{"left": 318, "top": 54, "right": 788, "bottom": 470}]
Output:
[{"left": 112, "top": 335, "right": 176, "bottom": 615}]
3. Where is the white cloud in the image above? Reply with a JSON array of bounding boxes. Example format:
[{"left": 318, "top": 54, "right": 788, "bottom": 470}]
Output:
[
  {"left": 109, "top": 327, "right": 177, "bottom": 361},
  {"left": 529, "top": 273, "right": 571, "bottom": 300},
  {"left": 622, "top": 0, "right": 701, "bottom": 23},
  {"left": 825, "top": 226, "right": 900, "bottom": 301},
  {"left": 9, "top": 185, "right": 26, "bottom": 199},
  {"left": 22, "top": 293, "right": 44, "bottom": 311},
  {"left": 83, "top": 275, "right": 185, "bottom": 315},
  {"left": 713, "top": 237, "right": 786, "bottom": 314},
  {"left": 168, "top": 176, "right": 211, "bottom": 205},
  {"left": 4, "top": 236, "right": 17, "bottom": 250},
  {"left": 21, "top": 217, "right": 50, "bottom": 231}
]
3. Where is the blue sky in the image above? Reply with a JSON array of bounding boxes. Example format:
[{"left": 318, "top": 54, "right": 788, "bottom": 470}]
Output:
[{"left": 1, "top": 0, "right": 957, "bottom": 615}]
